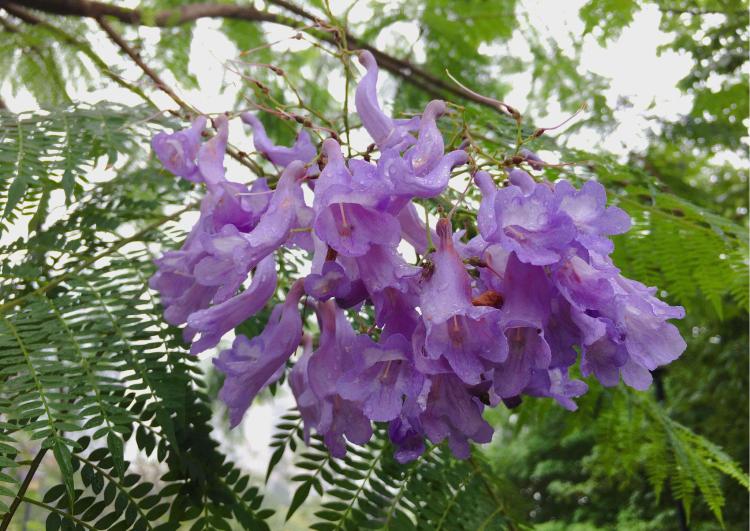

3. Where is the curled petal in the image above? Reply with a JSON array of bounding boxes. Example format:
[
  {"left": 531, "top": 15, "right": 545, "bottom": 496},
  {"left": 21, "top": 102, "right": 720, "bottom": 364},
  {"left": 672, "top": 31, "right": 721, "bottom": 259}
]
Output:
[
  {"left": 241, "top": 112, "right": 317, "bottom": 168},
  {"left": 197, "top": 115, "right": 229, "bottom": 187},
  {"left": 152, "top": 116, "right": 207, "bottom": 181},
  {"left": 406, "top": 100, "right": 446, "bottom": 176},
  {"left": 355, "top": 50, "right": 418, "bottom": 150},
  {"left": 187, "top": 254, "right": 277, "bottom": 354}
]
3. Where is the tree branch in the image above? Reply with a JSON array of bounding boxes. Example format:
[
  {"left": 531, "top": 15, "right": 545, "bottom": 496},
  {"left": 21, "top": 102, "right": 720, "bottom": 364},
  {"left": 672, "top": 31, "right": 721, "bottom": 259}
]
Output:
[
  {"left": 1, "top": 3, "right": 158, "bottom": 107},
  {"left": 95, "top": 16, "right": 191, "bottom": 112},
  {"left": 3, "top": 0, "right": 511, "bottom": 115},
  {"left": 94, "top": 15, "right": 264, "bottom": 175},
  {"left": 0, "top": 448, "right": 48, "bottom": 530}
]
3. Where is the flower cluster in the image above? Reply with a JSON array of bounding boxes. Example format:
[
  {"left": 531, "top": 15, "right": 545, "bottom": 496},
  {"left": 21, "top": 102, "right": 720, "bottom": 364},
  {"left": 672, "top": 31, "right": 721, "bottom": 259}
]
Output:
[{"left": 150, "top": 51, "right": 686, "bottom": 462}]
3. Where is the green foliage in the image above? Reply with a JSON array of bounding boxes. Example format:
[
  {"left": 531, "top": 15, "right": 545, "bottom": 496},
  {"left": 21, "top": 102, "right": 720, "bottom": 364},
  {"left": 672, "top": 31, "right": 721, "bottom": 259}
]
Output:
[
  {"left": 0, "top": 104, "right": 169, "bottom": 233},
  {"left": 580, "top": 0, "right": 641, "bottom": 45},
  {"left": 487, "top": 384, "right": 748, "bottom": 529},
  {"left": 0, "top": 106, "right": 272, "bottom": 529},
  {"left": 268, "top": 418, "right": 527, "bottom": 530},
  {"left": 589, "top": 391, "right": 747, "bottom": 525}
]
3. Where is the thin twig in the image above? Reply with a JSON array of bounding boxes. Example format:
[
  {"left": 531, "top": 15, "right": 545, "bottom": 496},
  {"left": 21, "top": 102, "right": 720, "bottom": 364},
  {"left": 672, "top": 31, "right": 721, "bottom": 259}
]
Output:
[
  {"left": 0, "top": 448, "right": 48, "bottom": 530},
  {"left": 93, "top": 15, "right": 265, "bottom": 175},
  {"left": 7, "top": 0, "right": 520, "bottom": 115}
]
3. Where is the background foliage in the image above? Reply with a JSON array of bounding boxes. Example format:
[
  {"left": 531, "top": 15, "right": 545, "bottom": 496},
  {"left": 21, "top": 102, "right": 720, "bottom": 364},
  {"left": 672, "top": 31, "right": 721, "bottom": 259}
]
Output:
[{"left": 0, "top": 0, "right": 747, "bottom": 529}]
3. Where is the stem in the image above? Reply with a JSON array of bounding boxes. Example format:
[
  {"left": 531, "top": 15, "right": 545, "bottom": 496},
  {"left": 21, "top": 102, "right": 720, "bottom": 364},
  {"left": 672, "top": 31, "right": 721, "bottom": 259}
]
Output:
[
  {"left": 18, "top": 497, "right": 96, "bottom": 530},
  {"left": 94, "top": 15, "right": 265, "bottom": 176},
  {"left": 0, "top": 449, "right": 48, "bottom": 530},
  {"left": 467, "top": 456, "right": 518, "bottom": 531}
]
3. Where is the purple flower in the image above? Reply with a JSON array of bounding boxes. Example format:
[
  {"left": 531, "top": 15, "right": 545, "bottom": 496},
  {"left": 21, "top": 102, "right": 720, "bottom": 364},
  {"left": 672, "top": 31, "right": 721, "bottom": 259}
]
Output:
[
  {"left": 241, "top": 112, "right": 317, "bottom": 169},
  {"left": 355, "top": 50, "right": 419, "bottom": 150},
  {"left": 290, "top": 333, "right": 318, "bottom": 442},
  {"left": 201, "top": 178, "right": 271, "bottom": 233},
  {"left": 304, "top": 261, "right": 351, "bottom": 301},
  {"left": 552, "top": 253, "right": 616, "bottom": 312},
  {"left": 494, "top": 326, "right": 551, "bottom": 399},
  {"left": 418, "top": 219, "right": 507, "bottom": 385},
  {"left": 197, "top": 115, "right": 230, "bottom": 187},
  {"left": 304, "top": 301, "right": 374, "bottom": 457},
  {"left": 313, "top": 140, "right": 401, "bottom": 257},
  {"left": 384, "top": 148, "right": 469, "bottom": 201},
  {"left": 421, "top": 374, "right": 494, "bottom": 459},
  {"left": 338, "top": 333, "right": 424, "bottom": 422},
  {"left": 614, "top": 286, "right": 686, "bottom": 374},
  {"left": 523, "top": 367, "right": 588, "bottom": 410},
  {"left": 187, "top": 254, "right": 277, "bottom": 354},
  {"left": 148, "top": 50, "right": 689, "bottom": 463},
  {"left": 493, "top": 253, "right": 553, "bottom": 398},
  {"left": 405, "top": 100, "right": 447, "bottom": 176},
  {"left": 213, "top": 280, "right": 305, "bottom": 427},
  {"left": 388, "top": 414, "right": 426, "bottom": 463},
  {"left": 475, "top": 171, "right": 576, "bottom": 266},
  {"left": 152, "top": 116, "right": 206, "bottom": 182},
  {"left": 554, "top": 180, "right": 631, "bottom": 254},
  {"left": 199, "top": 161, "right": 309, "bottom": 283}
]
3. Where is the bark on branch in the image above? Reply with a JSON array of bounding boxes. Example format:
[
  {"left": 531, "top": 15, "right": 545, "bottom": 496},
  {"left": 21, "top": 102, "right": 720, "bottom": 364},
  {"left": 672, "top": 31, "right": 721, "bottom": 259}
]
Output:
[{"left": 1, "top": 0, "right": 511, "bottom": 115}]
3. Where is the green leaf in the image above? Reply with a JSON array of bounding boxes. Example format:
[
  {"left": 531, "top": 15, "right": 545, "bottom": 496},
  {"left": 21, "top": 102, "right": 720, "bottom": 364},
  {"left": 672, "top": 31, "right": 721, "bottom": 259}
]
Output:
[{"left": 286, "top": 481, "right": 312, "bottom": 521}]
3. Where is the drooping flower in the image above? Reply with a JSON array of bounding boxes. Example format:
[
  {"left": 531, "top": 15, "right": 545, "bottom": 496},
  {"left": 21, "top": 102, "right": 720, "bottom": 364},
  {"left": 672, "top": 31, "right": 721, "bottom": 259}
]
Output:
[
  {"left": 152, "top": 116, "right": 207, "bottom": 182},
  {"left": 355, "top": 50, "right": 419, "bottom": 150},
  {"left": 303, "top": 301, "right": 374, "bottom": 457},
  {"left": 523, "top": 367, "right": 588, "bottom": 411},
  {"left": 417, "top": 219, "right": 507, "bottom": 385},
  {"left": 338, "top": 333, "right": 425, "bottom": 422},
  {"left": 187, "top": 254, "right": 278, "bottom": 354},
  {"left": 420, "top": 374, "right": 494, "bottom": 459},
  {"left": 213, "top": 280, "right": 305, "bottom": 427},
  {"left": 493, "top": 253, "right": 553, "bottom": 399}
]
